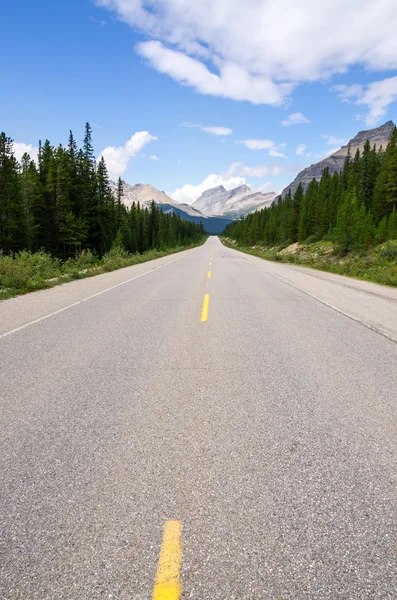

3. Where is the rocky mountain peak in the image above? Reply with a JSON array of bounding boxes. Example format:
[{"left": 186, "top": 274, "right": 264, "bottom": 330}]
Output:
[
  {"left": 191, "top": 183, "right": 276, "bottom": 218},
  {"left": 230, "top": 184, "right": 251, "bottom": 196},
  {"left": 201, "top": 185, "right": 226, "bottom": 197},
  {"left": 280, "top": 120, "right": 395, "bottom": 199},
  {"left": 350, "top": 120, "right": 394, "bottom": 147}
]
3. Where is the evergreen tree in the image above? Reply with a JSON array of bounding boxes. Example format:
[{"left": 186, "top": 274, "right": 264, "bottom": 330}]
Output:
[
  {"left": 39, "top": 139, "right": 57, "bottom": 252},
  {"left": 80, "top": 122, "right": 97, "bottom": 248},
  {"left": 388, "top": 211, "right": 397, "bottom": 240},
  {"left": 377, "top": 216, "right": 388, "bottom": 243},
  {"left": 20, "top": 153, "right": 41, "bottom": 251},
  {"left": 330, "top": 189, "right": 373, "bottom": 253},
  {"left": 298, "top": 178, "right": 318, "bottom": 241},
  {"left": 0, "top": 133, "right": 25, "bottom": 251},
  {"left": 116, "top": 177, "right": 123, "bottom": 229},
  {"left": 360, "top": 140, "right": 375, "bottom": 210},
  {"left": 287, "top": 183, "right": 303, "bottom": 242},
  {"left": 384, "top": 126, "right": 397, "bottom": 215},
  {"left": 0, "top": 123, "right": 205, "bottom": 257},
  {"left": 94, "top": 156, "right": 115, "bottom": 253},
  {"left": 224, "top": 126, "right": 396, "bottom": 256}
]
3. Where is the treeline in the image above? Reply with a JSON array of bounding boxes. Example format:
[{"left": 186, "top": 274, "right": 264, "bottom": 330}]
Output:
[
  {"left": 224, "top": 126, "right": 397, "bottom": 253},
  {"left": 0, "top": 123, "right": 205, "bottom": 257}
]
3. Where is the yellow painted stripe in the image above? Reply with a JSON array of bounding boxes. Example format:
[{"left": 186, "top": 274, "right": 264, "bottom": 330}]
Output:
[
  {"left": 200, "top": 294, "right": 210, "bottom": 322},
  {"left": 209, "top": 261, "right": 212, "bottom": 267},
  {"left": 152, "top": 521, "right": 182, "bottom": 600},
  {"left": 207, "top": 270, "right": 211, "bottom": 279}
]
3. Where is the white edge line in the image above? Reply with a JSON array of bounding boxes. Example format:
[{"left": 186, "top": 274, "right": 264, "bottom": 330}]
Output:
[
  {"left": 0, "top": 255, "right": 183, "bottom": 340},
  {"left": 268, "top": 270, "right": 397, "bottom": 346},
  {"left": 0, "top": 302, "right": 81, "bottom": 340},
  {"left": 81, "top": 256, "right": 182, "bottom": 301},
  {"left": 227, "top": 243, "right": 397, "bottom": 345}
]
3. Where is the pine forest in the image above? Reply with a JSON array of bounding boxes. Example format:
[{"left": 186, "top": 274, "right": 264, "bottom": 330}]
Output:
[
  {"left": 224, "top": 127, "right": 397, "bottom": 255},
  {"left": 0, "top": 123, "right": 205, "bottom": 258}
]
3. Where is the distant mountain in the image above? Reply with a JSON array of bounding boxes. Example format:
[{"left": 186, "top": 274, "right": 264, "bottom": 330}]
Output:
[
  {"left": 111, "top": 182, "right": 231, "bottom": 234},
  {"left": 280, "top": 120, "right": 394, "bottom": 199},
  {"left": 192, "top": 184, "right": 277, "bottom": 218},
  {"left": 111, "top": 182, "right": 204, "bottom": 217}
]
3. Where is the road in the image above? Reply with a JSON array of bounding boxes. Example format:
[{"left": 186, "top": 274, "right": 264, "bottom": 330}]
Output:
[{"left": 1, "top": 236, "right": 397, "bottom": 599}]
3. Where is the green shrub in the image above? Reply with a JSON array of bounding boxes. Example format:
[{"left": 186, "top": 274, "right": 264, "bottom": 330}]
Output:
[
  {"left": 0, "top": 240, "right": 206, "bottom": 298},
  {"left": 304, "top": 234, "right": 321, "bottom": 245},
  {"left": 0, "top": 250, "right": 61, "bottom": 290},
  {"left": 378, "top": 241, "right": 397, "bottom": 261}
]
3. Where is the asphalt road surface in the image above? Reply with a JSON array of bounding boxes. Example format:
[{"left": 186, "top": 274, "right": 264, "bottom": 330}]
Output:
[{"left": 1, "top": 237, "right": 397, "bottom": 599}]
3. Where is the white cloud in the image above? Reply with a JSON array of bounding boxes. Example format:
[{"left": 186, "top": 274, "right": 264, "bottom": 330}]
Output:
[
  {"left": 321, "top": 147, "right": 340, "bottom": 158},
  {"left": 137, "top": 41, "right": 291, "bottom": 105},
  {"left": 171, "top": 173, "right": 246, "bottom": 205},
  {"left": 98, "top": 0, "right": 397, "bottom": 106},
  {"left": 99, "top": 131, "right": 157, "bottom": 179},
  {"left": 281, "top": 112, "right": 309, "bottom": 126},
  {"left": 332, "top": 83, "right": 363, "bottom": 101},
  {"left": 89, "top": 16, "right": 108, "bottom": 26},
  {"left": 202, "top": 126, "right": 232, "bottom": 136},
  {"left": 240, "top": 165, "right": 269, "bottom": 178},
  {"left": 181, "top": 122, "right": 232, "bottom": 136},
  {"left": 251, "top": 181, "right": 277, "bottom": 194},
  {"left": 12, "top": 142, "right": 39, "bottom": 163},
  {"left": 150, "top": 154, "right": 159, "bottom": 160},
  {"left": 321, "top": 134, "right": 346, "bottom": 146},
  {"left": 171, "top": 161, "right": 282, "bottom": 204},
  {"left": 225, "top": 162, "right": 268, "bottom": 178},
  {"left": 272, "top": 166, "right": 283, "bottom": 176},
  {"left": 237, "top": 139, "right": 287, "bottom": 158},
  {"left": 332, "top": 76, "right": 397, "bottom": 125},
  {"left": 295, "top": 143, "right": 326, "bottom": 160},
  {"left": 225, "top": 162, "right": 283, "bottom": 178}
]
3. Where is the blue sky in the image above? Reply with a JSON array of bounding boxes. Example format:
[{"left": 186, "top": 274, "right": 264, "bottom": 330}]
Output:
[{"left": 2, "top": 0, "right": 397, "bottom": 202}]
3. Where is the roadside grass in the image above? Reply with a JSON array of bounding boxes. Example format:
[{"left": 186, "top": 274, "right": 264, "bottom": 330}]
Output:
[
  {"left": 0, "top": 239, "right": 207, "bottom": 300},
  {"left": 221, "top": 237, "right": 397, "bottom": 287}
]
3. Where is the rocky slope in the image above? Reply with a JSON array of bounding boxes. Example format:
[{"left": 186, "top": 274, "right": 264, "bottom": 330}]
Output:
[
  {"left": 281, "top": 120, "right": 394, "bottom": 199},
  {"left": 192, "top": 184, "right": 277, "bottom": 218},
  {"left": 111, "top": 182, "right": 204, "bottom": 217}
]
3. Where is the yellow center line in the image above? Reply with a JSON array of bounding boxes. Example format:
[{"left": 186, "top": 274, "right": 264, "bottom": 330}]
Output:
[
  {"left": 152, "top": 521, "right": 182, "bottom": 600},
  {"left": 209, "top": 261, "right": 212, "bottom": 267},
  {"left": 200, "top": 294, "right": 210, "bottom": 322},
  {"left": 207, "top": 270, "right": 211, "bottom": 278}
]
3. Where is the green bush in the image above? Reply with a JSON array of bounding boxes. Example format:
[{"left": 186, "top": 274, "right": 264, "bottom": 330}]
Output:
[
  {"left": 0, "top": 250, "right": 61, "bottom": 290},
  {"left": 0, "top": 240, "right": 206, "bottom": 298},
  {"left": 102, "top": 246, "right": 131, "bottom": 261},
  {"left": 378, "top": 241, "right": 397, "bottom": 260},
  {"left": 221, "top": 237, "right": 397, "bottom": 287},
  {"left": 304, "top": 234, "right": 321, "bottom": 245}
]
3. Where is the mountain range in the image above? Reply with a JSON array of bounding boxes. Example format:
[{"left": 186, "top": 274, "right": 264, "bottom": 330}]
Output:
[
  {"left": 112, "top": 121, "right": 395, "bottom": 233},
  {"left": 111, "top": 182, "right": 276, "bottom": 233},
  {"left": 110, "top": 182, "right": 232, "bottom": 234},
  {"left": 111, "top": 182, "right": 202, "bottom": 217},
  {"left": 192, "top": 185, "right": 276, "bottom": 218},
  {"left": 280, "top": 120, "right": 394, "bottom": 199}
]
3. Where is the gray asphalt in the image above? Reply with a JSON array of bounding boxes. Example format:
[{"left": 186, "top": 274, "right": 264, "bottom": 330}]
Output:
[{"left": 1, "top": 236, "right": 397, "bottom": 599}]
